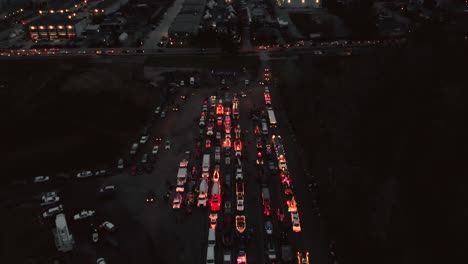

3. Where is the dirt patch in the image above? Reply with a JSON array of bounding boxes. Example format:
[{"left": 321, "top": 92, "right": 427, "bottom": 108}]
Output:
[
  {"left": 0, "top": 58, "right": 159, "bottom": 180},
  {"left": 289, "top": 13, "right": 335, "bottom": 40}
]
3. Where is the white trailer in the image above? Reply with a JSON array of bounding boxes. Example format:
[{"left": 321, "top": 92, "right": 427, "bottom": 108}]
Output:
[
  {"left": 266, "top": 107, "right": 277, "bottom": 128},
  {"left": 198, "top": 178, "right": 208, "bottom": 207},
  {"left": 202, "top": 154, "right": 210, "bottom": 177}
]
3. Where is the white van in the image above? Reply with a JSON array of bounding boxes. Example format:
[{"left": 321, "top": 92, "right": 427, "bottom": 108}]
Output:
[
  {"left": 261, "top": 120, "right": 269, "bottom": 135},
  {"left": 208, "top": 228, "right": 216, "bottom": 246},
  {"left": 206, "top": 245, "right": 215, "bottom": 264},
  {"left": 198, "top": 178, "right": 208, "bottom": 207}
]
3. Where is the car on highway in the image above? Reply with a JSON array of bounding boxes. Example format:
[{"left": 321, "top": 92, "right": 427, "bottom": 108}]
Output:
[
  {"left": 235, "top": 167, "right": 243, "bottom": 180},
  {"left": 225, "top": 156, "right": 231, "bottom": 165},
  {"left": 235, "top": 215, "right": 246, "bottom": 234},
  {"left": 172, "top": 193, "right": 182, "bottom": 209},
  {"left": 33, "top": 176, "right": 49, "bottom": 183},
  {"left": 165, "top": 140, "right": 171, "bottom": 150},
  {"left": 41, "top": 195, "right": 60, "bottom": 207},
  {"left": 291, "top": 212, "right": 301, "bottom": 232},
  {"left": 141, "top": 154, "right": 148, "bottom": 164},
  {"left": 118, "top": 158, "right": 124, "bottom": 169},
  {"left": 172, "top": 104, "right": 180, "bottom": 111},
  {"left": 265, "top": 220, "right": 273, "bottom": 235},
  {"left": 215, "top": 147, "right": 221, "bottom": 163},
  {"left": 146, "top": 191, "right": 156, "bottom": 203},
  {"left": 297, "top": 251, "right": 310, "bottom": 264},
  {"left": 216, "top": 131, "right": 221, "bottom": 140},
  {"left": 224, "top": 201, "right": 232, "bottom": 214},
  {"left": 96, "top": 257, "right": 106, "bottom": 264},
  {"left": 101, "top": 221, "right": 116, "bottom": 232},
  {"left": 209, "top": 213, "right": 218, "bottom": 229},
  {"left": 160, "top": 111, "right": 166, "bottom": 118},
  {"left": 140, "top": 135, "right": 148, "bottom": 144},
  {"left": 42, "top": 205, "right": 63, "bottom": 218},
  {"left": 313, "top": 50, "right": 323, "bottom": 55},
  {"left": 236, "top": 194, "right": 244, "bottom": 211},
  {"left": 94, "top": 170, "right": 107, "bottom": 177},
  {"left": 205, "top": 139, "right": 211, "bottom": 148},
  {"left": 240, "top": 91, "right": 246, "bottom": 98},
  {"left": 207, "top": 126, "right": 213, "bottom": 136},
  {"left": 256, "top": 157, "right": 264, "bottom": 166},
  {"left": 152, "top": 145, "right": 159, "bottom": 155},
  {"left": 41, "top": 191, "right": 57, "bottom": 200},
  {"left": 77, "top": 171, "right": 93, "bottom": 178},
  {"left": 183, "top": 150, "right": 191, "bottom": 160},
  {"left": 217, "top": 116, "right": 223, "bottom": 126},
  {"left": 154, "top": 106, "right": 161, "bottom": 115},
  {"left": 266, "top": 240, "right": 277, "bottom": 261},
  {"left": 74, "top": 210, "right": 95, "bottom": 220},
  {"left": 99, "top": 185, "right": 115, "bottom": 194},
  {"left": 268, "top": 160, "right": 276, "bottom": 170},
  {"left": 254, "top": 125, "right": 261, "bottom": 136}
]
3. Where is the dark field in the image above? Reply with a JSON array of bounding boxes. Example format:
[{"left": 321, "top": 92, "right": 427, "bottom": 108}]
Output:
[
  {"left": 271, "top": 40, "right": 467, "bottom": 264},
  {"left": 0, "top": 58, "right": 158, "bottom": 181}
]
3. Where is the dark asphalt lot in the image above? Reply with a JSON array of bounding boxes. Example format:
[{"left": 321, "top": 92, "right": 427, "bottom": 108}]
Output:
[{"left": 4, "top": 60, "right": 332, "bottom": 264}]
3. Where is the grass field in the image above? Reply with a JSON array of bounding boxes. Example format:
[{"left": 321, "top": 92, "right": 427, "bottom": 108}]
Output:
[{"left": 0, "top": 58, "right": 157, "bottom": 181}]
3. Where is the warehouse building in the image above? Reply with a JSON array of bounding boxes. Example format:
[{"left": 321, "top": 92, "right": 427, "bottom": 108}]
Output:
[
  {"left": 168, "top": 0, "right": 206, "bottom": 45},
  {"left": 88, "top": 0, "right": 128, "bottom": 24},
  {"left": 28, "top": 13, "right": 87, "bottom": 40}
]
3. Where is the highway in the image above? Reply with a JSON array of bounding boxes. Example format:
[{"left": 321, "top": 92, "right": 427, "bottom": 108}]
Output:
[{"left": 0, "top": 38, "right": 404, "bottom": 60}]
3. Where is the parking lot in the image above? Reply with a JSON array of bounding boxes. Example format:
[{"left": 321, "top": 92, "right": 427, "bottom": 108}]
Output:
[{"left": 2, "top": 56, "right": 336, "bottom": 263}]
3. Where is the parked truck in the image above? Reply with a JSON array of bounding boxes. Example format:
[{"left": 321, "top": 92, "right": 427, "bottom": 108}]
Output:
[{"left": 202, "top": 154, "right": 210, "bottom": 178}]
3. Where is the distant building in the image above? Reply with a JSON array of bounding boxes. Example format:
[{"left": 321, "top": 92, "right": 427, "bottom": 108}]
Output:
[
  {"left": 52, "top": 214, "right": 74, "bottom": 252},
  {"left": 88, "top": 0, "right": 128, "bottom": 24},
  {"left": 28, "top": 13, "right": 87, "bottom": 40},
  {"left": 168, "top": 0, "right": 206, "bottom": 45},
  {"left": 38, "top": 0, "right": 87, "bottom": 15},
  {"left": 277, "top": 0, "right": 321, "bottom": 9},
  {"left": 0, "top": 0, "right": 27, "bottom": 21}
]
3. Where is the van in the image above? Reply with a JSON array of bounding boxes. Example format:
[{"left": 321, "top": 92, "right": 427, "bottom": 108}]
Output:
[
  {"left": 208, "top": 228, "right": 216, "bottom": 246},
  {"left": 261, "top": 120, "right": 269, "bottom": 135},
  {"left": 206, "top": 245, "right": 215, "bottom": 264},
  {"left": 223, "top": 249, "right": 232, "bottom": 263},
  {"left": 130, "top": 143, "right": 139, "bottom": 155}
]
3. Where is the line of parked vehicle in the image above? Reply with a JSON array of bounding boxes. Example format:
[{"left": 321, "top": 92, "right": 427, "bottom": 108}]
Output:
[{"left": 255, "top": 68, "right": 310, "bottom": 264}]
